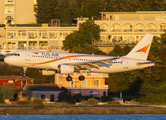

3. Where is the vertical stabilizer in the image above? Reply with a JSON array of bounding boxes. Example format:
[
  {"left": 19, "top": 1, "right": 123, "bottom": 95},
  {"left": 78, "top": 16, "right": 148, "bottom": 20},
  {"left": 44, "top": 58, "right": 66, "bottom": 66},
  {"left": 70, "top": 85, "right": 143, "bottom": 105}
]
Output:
[{"left": 125, "top": 34, "right": 153, "bottom": 60}]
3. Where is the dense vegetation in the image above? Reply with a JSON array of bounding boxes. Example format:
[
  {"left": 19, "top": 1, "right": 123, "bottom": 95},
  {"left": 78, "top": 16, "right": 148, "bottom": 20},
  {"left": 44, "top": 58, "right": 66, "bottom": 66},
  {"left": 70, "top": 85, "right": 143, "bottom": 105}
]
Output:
[{"left": 36, "top": 0, "right": 166, "bottom": 24}]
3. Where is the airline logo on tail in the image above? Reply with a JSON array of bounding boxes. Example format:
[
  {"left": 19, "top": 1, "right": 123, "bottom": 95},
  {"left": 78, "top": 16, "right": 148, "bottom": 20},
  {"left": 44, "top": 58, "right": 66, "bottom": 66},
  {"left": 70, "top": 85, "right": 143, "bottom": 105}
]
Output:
[{"left": 136, "top": 44, "right": 150, "bottom": 53}]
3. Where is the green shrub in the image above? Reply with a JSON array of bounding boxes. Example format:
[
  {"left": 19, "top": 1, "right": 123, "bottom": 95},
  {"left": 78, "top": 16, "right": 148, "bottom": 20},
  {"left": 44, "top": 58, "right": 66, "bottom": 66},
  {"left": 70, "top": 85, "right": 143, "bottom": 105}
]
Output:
[
  {"left": 101, "top": 96, "right": 110, "bottom": 102},
  {"left": 138, "top": 93, "right": 165, "bottom": 104},
  {"left": 94, "top": 97, "right": 101, "bottom": 101},
  {"left": 85, "top": 98, "right": 98, "bottom": 105},
  {"left": 58, "top": 92, "right": 75, "bottom": 104},
  {"left": 32, "top": 98, "right": 43, "bottom": 105},
  {"left": 0, "top": 96, "right": 5, "bottom": 104},
  {"left": 73, "top": 95, "right": 84, "bottom": 102},
  {"left": 107, "top": 100, "right": 121, "bottom": 105},
  {"left": 83, "top": 96, "right": 93, "bottom": 100},
  {"left": 17, "top": 101, "right": 30, "bottom": 105},
  {"left": 32, "top": 98, "right": 46, "bottom": 109}
]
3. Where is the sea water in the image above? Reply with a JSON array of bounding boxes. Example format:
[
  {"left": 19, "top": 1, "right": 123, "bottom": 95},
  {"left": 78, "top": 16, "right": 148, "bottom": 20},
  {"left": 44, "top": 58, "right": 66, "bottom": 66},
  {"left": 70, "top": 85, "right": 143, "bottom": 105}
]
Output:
[{"left": 0, "top": 114, "right": 166, "bottom": 120}]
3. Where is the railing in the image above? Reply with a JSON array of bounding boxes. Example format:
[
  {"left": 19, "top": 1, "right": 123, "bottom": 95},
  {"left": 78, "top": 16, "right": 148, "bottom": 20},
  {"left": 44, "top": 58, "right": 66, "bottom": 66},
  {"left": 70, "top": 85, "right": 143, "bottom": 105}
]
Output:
[
  {"left": 63, "top": 85, "right": 108, "bottom": 89},
  {"left": 123, "top": 29, "right": 132, "bottom": 32},
  {"left": 0, "top": 46, "right": 63, "bottom": 51},
  {"left": 5, "top": 0, "right": 14, "bottom": 3},
  {"left": 111, "top": 29, "right": 121, "bottom": 32},
  {"left": 146, "top": 29, "right": 157, "bottom": 32},
  {"left": 134, "top": 29, "right": 145, "bottom": 32}
]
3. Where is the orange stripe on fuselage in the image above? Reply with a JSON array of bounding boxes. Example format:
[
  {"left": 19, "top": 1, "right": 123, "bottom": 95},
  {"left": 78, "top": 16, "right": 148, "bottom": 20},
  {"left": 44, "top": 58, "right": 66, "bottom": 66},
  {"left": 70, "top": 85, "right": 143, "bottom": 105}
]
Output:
[{"left": 27, "top": 54, "right": 94, "bottom": 65}]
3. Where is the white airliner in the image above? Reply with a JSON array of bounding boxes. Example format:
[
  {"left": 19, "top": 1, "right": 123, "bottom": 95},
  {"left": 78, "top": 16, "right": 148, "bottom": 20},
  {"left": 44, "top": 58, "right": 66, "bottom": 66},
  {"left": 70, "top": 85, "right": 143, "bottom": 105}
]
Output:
[{"left": 4, "top": 34, "right": 155, "bottom": 81}]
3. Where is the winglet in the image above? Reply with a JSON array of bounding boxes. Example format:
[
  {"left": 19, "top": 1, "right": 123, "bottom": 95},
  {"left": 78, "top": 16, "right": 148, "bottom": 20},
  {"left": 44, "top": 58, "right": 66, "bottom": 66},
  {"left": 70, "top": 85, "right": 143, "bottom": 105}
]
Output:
[{"left": 125, "top": 34, "right": 153, "bottom": 60}]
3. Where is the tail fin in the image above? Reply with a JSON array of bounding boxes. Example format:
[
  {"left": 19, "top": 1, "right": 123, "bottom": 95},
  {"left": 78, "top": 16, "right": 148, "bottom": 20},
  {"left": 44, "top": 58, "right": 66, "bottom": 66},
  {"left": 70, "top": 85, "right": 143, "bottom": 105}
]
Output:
[{"left": 125, "top": 34, "right": 153, "bottom": 60}]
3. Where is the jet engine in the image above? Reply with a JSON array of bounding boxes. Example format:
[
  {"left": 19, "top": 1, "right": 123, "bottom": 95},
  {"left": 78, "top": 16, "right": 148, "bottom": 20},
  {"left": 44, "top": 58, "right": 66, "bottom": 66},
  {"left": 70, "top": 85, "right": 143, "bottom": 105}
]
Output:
[
  {"left": 39, "top": 69, "right": 56, "bottom": 75},
  {"left": 58, "top": 65, "right": 74, "bottom": 74}
]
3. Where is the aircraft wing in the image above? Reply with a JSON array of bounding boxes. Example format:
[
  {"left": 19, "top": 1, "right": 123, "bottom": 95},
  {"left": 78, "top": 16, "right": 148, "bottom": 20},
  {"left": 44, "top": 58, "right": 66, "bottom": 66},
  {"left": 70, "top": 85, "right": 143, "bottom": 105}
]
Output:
[{"left": 66, "top": 57, "right": 119, "bottom": 70}]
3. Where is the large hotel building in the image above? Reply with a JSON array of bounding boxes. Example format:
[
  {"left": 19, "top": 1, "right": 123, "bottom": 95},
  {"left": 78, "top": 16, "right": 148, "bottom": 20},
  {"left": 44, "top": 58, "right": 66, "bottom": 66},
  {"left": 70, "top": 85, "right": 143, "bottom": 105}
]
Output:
[
  {"left": 0, "top": 0, "right": 166, "bottom": 97},
  {"left": 0, "top": 0, "right": 166, "bottom": 53}
]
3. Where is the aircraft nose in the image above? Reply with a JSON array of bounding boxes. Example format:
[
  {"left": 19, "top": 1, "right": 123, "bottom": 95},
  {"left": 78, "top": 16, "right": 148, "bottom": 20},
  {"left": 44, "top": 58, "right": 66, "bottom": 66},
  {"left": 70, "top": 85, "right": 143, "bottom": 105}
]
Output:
[{"left": 4, "top": 57, "right": 13, "bottom": 64}]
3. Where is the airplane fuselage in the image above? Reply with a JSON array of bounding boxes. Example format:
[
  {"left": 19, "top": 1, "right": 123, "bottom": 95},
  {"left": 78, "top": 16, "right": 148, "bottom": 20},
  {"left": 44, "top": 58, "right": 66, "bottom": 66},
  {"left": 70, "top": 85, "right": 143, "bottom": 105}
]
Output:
[{"left": 4, "top": 50, "right": 154, "bottom": 73}]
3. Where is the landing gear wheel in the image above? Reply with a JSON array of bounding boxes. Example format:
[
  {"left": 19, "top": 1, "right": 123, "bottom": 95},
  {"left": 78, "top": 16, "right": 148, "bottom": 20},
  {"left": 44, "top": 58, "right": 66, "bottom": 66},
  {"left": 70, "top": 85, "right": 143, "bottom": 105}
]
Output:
[
  {"left": 22, "top": 73, "right": 26, "bottom": 77},
  {"left": 78, "top": 75, "right": 85, "bottom": 81},
  {"left": 22, "top": 67, "right": 27, "bottom": 77},
  {"left": 66, "top": 75, "right": 72, "bottom": 81}
]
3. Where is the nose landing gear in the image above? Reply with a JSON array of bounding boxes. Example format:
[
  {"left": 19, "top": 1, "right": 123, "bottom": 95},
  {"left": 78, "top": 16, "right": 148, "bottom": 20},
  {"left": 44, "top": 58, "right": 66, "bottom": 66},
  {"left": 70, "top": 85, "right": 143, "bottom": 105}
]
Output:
[{"left": 22, "top": 67, "right": 27, "bottom": 77}]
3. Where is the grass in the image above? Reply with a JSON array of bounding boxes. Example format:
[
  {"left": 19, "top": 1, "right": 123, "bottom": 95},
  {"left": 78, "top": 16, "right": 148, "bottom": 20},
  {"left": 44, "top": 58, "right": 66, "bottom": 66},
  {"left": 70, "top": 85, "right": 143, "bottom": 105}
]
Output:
[{"left": 1, "top": 107, "right": 166, "bottom": 115}]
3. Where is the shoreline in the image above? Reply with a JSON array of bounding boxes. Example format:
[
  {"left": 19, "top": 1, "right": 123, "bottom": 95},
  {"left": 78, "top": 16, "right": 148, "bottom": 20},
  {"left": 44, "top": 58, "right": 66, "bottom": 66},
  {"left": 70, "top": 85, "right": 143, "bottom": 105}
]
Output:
[{"left": 1, "top": 106, "right": 166, "bottom": 115}]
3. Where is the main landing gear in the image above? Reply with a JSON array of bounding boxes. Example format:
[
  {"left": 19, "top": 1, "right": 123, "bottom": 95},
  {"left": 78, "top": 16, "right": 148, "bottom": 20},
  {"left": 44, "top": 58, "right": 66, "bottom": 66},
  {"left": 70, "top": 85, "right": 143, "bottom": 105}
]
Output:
[
  {"left": 66, "top": 74, "right": 85, "bottom": 81},
  {"left": 22, "top": 67, "right": 27, "bottom": 77}
]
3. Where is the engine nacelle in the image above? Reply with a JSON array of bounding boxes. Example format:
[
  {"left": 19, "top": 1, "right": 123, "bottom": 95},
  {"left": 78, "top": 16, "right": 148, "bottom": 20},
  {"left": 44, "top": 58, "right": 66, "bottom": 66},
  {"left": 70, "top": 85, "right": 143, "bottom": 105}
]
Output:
[
  {"left": 58, "top": 65, "right": 74, "bottom": 74},
  {"left": 39, "top": 69, "right": 55, "bottom": 75}
]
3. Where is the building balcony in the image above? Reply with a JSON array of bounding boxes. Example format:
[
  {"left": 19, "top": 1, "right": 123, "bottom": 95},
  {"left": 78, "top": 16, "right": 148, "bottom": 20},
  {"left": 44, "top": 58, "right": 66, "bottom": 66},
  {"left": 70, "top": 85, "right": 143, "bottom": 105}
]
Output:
[
  {"left": 134, "top": 29, "right": 145, "bottom": 32},
  {"left": 0, "top": 46, "right": 63, "bottom": 51},
  {"left": 5, "top": 0, "right": 14, "bottom": 4},
  {"left": 123, "top": 29, "right": 132, "bottom": 32},
  {"left": 146, "top": 29, "right": 157, "bottom": 32},
  {"left": 5, "top": 11, "right": 14, "bottom": 14},
  {"left": 111, "top": 29, "right": 121, "bottom": 32},
  {"left": 63, "top": 85, "right": 109, "bottom": 89}
]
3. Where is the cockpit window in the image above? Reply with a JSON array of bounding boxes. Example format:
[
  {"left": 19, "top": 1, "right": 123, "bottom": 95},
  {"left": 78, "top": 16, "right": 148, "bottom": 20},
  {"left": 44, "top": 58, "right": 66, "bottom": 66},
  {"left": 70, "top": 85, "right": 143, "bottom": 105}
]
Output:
[{"left": 11, "top": 53, "right": 20, "bottom": 56}]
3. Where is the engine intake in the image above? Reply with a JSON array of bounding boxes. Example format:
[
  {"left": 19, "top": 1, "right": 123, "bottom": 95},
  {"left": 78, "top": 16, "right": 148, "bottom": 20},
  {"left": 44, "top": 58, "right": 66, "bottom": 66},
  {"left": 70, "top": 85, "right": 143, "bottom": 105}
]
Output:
[{"left": 58, "top": 65, "right": 74, "bottom": 74}]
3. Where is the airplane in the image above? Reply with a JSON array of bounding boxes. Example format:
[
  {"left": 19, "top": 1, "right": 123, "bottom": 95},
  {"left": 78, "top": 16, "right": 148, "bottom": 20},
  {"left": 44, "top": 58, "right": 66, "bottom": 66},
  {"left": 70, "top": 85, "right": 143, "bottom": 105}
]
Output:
[{"left": 4, "top": 34, "right": 155, "bottom": 81}]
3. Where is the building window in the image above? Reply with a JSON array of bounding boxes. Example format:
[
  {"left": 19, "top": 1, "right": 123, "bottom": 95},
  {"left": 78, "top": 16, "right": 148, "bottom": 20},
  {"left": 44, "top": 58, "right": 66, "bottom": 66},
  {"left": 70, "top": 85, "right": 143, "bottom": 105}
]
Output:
[
  {"left": 39, "top": 41, "right": 48, "bottom": 49},
  {"left": 22, "top": 81, "right": 26, "bottom": 86},
  {"left": 135, "top": 35, "right": 144, "bottom": 43},
  {"left": 123, "top": 24, "right": 132, "bottom": 32},
  {"left": 111, "top": 24, "right": 121, "bottom": 32},
  {"left": 5, "top": 0, "right": 14, "bottom": 3},
  {"left": 7, "top": 42, "right": 15, "bottom": 49},
  {"left": 159, "top": 24, "right": 166, "bottom": 32},
  {"left": 49, "top": 31, "right": 58, "bottom": 39},
  {"left": 5, "top": 6, "right": 14, "bottom": 13},
  {"left": 103, "top": 91, "right": 106, "bottom": 96},
  {"left": 50, "top": 94, "right": 54, "bottom": 102},
  {"left": 60, "top": 31, "right": 68, "bottom": 40},
  {"left": 28, "top": 31, "right": 37, "bottom": 39},
  {"left": 39, "top": 30, "right": 48, "bottom": 39},
  {"left": 100, "top": 24, "right": 109, "bottom": 32},
  {"left": 134, "top": 24, "right": 145, "bottom": 32},
  {"left": 18, "top": 30, "right": 27, "bottom": 39},
  {"left": 123, "top": 35, "right": 133, "bottom": 43},
  {"left": 146, "top": 24, "right": 157, "bottom": 32},
  {"left": 18, "top": 41, "right": 27, "bottom": 49},
  {"left": 100, "top": 35, "right": 109, "bottom": 43},
  {"left": 5, "top": 16, "right": 14, "bottom": 24},
  {"left": 29, "top": 41, "right": 37, "bottom": 49},
  {"left": 95, "top": 80, "right": 99, "bottom": 87},
  {"left": 50, "top": 41, "right": 58, "bottom": 49},
  {"left": 7, "top": 30, "right": 16, "bottom": 39},
  {"left": 41, "top": 94, "right": 45, "bottom": 101}
]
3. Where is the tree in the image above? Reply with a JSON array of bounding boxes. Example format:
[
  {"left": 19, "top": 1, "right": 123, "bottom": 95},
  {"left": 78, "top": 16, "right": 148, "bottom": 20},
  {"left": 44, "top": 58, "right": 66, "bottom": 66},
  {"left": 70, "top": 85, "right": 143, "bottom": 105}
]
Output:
[
  {"left": 123, "top": 45, "right": 131, "bottom": 55},
  {"left": 36, "top": 0, "right": 58, "bottom": 23},
  {"left": 109, "top": 44, "right": 123, "bottom": 56},
  {"left": 63, "top": 20, "right": 100, "bottom": 53},
  {"left": 0, "top": 87, "right": 15, "bottom": 99}
]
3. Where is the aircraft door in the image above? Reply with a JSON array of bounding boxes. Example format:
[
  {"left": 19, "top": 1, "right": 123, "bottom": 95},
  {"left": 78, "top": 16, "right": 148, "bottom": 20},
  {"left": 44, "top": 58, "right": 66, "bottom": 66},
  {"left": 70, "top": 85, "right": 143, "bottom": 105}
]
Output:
[
  {"left": 25, "top": 51, "right": 30, "bottom": 61},
  {"left": 124, "top": 59, "right": 128, "bottom": 69}
]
